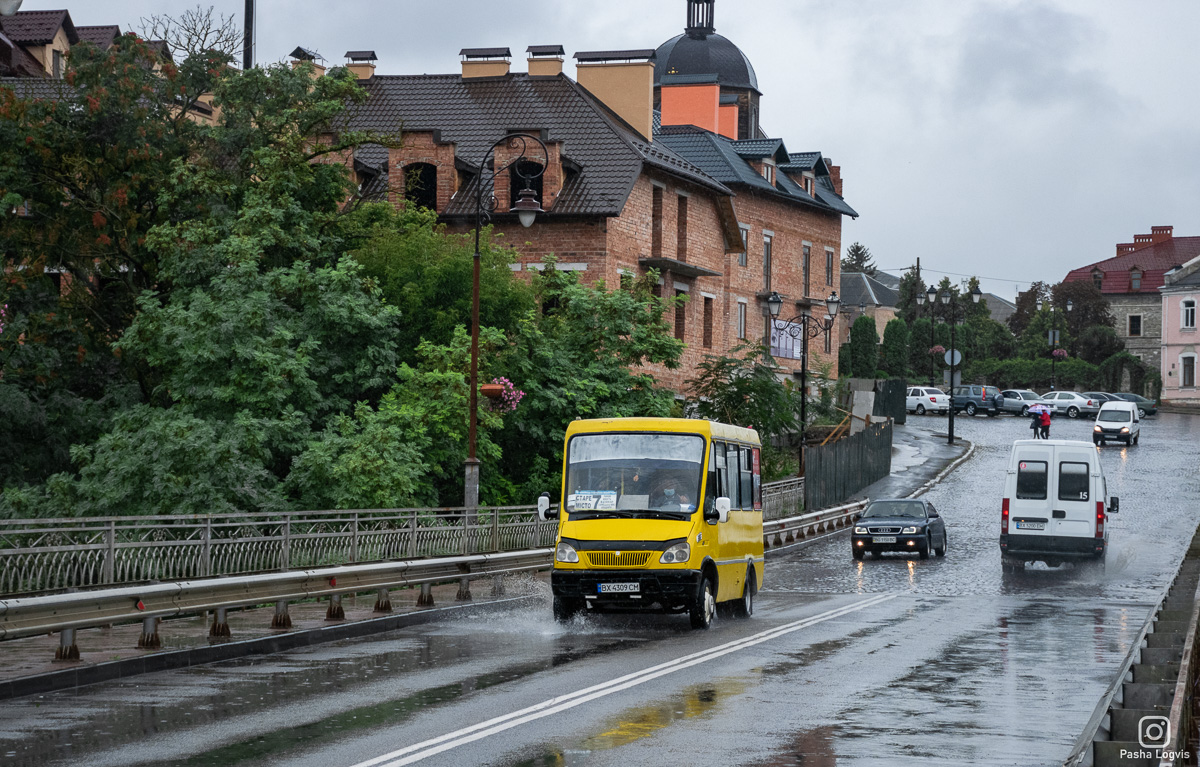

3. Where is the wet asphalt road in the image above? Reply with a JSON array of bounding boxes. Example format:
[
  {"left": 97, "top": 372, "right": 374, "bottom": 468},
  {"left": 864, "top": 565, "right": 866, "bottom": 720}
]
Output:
[{"left": 2, "top": 412, "right": 1198, "bottom": 767}]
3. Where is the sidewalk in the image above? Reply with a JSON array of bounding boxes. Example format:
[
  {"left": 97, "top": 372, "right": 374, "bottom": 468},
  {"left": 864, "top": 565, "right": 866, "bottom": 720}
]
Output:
[{"left": 843, "top": 420, "right": 971, "bottom": 504}]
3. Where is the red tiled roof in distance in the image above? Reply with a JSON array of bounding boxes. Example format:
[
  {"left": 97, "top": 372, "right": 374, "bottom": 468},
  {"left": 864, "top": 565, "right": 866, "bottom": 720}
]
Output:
[
  {"left": 75, "top": 25, "right": 121, "bottom": 49},
  {"left": 1064, "top": 230, "right": 1200, "bottom": 294},
  {"left": 0, "top": 10, "right": 78, "bottom": 46}
]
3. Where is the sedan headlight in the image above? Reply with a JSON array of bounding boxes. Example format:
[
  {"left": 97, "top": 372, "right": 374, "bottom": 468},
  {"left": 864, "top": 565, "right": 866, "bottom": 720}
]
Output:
[
  {"left": 901, "top": 527, "right": 919, "bottom": 534},
  {"left": 555, "top": 541, "right": 579, "bottom": 563},
  {"left": 855, "top": 526, "right": 868, "bottom": 534},
  {"left": 659, "top": 541, "right": 691, "bottom": 564}
]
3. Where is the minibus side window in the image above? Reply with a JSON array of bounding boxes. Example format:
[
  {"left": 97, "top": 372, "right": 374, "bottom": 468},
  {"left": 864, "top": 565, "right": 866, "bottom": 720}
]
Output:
[
  {"left": 740, "top": 446, "right": 753, "bottom": 509},
  {"left": 705, "top": 442, "right": 720, "bottom": 513},
  {"left": 1016, "top": 461, "right": 1048, "bottom": 500},
  {"left": 752, "top": 447, "right": 762, "bottom": 510},
  {"left": 725, "top": 443, "right": 740, "bottom": 509},
  {"left": 1058, "top": 462, "right": 1090, "bottom": 502}
]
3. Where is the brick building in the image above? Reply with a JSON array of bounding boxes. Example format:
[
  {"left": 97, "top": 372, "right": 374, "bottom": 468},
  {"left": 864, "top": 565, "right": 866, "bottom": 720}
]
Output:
[
  {"left": 1063, "top": 225, "right": 1200, "bottom": 371},
  {"left": 342, "top": 0, "right": 857, "bottom": 392}
]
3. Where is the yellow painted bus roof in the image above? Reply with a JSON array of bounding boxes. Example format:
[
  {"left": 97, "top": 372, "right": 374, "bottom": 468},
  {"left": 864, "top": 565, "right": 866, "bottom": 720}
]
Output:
[{"left": 564, "top": 417, "right": 760, "bottom": 444}]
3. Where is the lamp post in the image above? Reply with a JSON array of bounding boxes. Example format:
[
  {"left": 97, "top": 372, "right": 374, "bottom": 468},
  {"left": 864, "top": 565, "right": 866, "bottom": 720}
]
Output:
[
  {"left": 465, "top": 134, "right": 547, "bottom": 521},
  {"left": 1038, "top": 297, "right": 1073, "bottom": 390},
  {"left": 767, "top": 290, "right": 841, "bottom": 475},
  {"left": 917, "top": 286, "right": 937, "bottom": 386},
  {"left": 941, "top": 285, "right": 982, "bottom": 445}
]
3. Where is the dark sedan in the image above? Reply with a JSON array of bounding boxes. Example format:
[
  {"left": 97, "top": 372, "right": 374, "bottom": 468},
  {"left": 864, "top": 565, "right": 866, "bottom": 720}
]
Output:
[
  {"left": 1111, "top": 392, "right": 1158, "bottom": 417},
  {"left": 852, "top": 498, "right": 947, "bottom": 560}
]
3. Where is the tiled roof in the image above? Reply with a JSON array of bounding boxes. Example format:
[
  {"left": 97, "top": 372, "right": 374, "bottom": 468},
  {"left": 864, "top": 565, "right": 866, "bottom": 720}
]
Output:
[
  {"left": 730, "top": 137, "right": 785, "bottom": 161},
  {"left": 1064, "top": 236, "right": 1200, "bottom": 295},
  {"left": 841, "top": 272, "right": 900, "bottom": 308},
  {"left": 981, "top": 292, "right": 1016, "bottom": 325},
  {"left": 655, "top": 124, "right": 857, "bottom": 217},
  {"left": 780, "top": 152, "right": 820, "bottom": 171},
  {"left": 75, "top": 25, "right": 121, "bottom": 49},
  {"left": 0, "top": 31, "right": 45, "bottom": 78},
  {"left": 0, "top": 10, "right": 77, "bottom": 46},
  {"left": 349, "top": 73, "right": 729, "bottom": 218},
  {"left": 0, "top": 76, "right": 69, "bottom": 98}
]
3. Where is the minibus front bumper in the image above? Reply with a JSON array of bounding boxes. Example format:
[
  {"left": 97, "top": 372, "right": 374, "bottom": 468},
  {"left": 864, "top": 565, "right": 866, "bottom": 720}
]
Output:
[
  {"left": 1000, "top": 534, "right": 1105, "bottom": 557},
  {"left": 551, "top": 569, "right": 702, "bottom": 611}
]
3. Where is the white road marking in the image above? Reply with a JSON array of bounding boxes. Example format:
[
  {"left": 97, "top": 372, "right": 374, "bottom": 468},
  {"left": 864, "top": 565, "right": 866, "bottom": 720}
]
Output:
[{"left": 348, "top": 592, "right": 898, "bottom": 767}]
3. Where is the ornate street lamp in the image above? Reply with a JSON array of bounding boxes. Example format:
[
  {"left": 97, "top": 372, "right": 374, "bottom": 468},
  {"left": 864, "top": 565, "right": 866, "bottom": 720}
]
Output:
[
  {"left": 767, "top": 290, "right": 840, "bottom": 474},
  {"left": 1038, "top": 296, "right": 1074, "bottom": 390},
  {"left": 941, "top": 284, "right": 982, "bottom": 445},
  {"left": 464, "top": 134, "right": 547, "bottom": 528}
]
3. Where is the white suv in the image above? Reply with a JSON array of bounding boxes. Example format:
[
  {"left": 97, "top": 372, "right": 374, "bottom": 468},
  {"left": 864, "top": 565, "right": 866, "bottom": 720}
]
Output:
[{"left": 906, "top": 386, "right": 949, "bottom": 415}]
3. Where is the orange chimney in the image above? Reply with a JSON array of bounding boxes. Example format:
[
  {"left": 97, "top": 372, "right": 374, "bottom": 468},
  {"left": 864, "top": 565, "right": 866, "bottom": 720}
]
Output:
[
  {"left": 527, "top": 45, "right": 564, "bottom": 77},
  {"left": 345, "top": 50, "right": 377, "bottom": 80},
  {"left": 574, "top": 49, "right": 656, "bottom": 140},
  {"left": 461, "top": 47, "right": 510, "bottom": 79}
]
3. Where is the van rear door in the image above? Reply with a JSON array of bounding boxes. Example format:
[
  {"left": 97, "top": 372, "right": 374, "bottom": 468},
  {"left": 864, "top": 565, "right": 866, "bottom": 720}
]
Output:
[
  {"left": 1010, "top": 444, "right": 1054, "bottom": 540},
  {"left": 1052, "top": 445, "right": 1097, "bottom": 538}
]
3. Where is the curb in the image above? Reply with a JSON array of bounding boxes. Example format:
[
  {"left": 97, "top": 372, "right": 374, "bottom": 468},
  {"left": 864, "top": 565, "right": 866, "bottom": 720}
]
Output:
[{"left": 0, "top": 595, "right": 537, "bottom": 702}]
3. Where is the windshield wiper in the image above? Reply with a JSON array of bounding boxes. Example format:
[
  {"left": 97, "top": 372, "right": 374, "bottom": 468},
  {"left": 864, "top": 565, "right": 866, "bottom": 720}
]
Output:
[{"left": 569, "top": 510, "right": 637, "bottom": 519}]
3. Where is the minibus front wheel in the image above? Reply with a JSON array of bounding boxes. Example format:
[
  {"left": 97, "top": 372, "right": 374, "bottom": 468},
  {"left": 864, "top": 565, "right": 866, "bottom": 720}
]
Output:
[
  {"left": 553, "top": 596, "right": 584, "bottom": 623},
  {"left": 690, "top": 573, "right": 717, "bottom": 629}
]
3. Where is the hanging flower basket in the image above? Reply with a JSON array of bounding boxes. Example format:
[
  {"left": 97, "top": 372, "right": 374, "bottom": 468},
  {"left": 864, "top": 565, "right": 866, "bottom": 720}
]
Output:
[
  {"left": 480, "top": 383, "right": 505, "bottom": 399},
  {"left": 1052, "top": 349, "right": 1069, "bottom": 360},
  {"left": 484, "top": 377, "right": 526, "bottom": 413},
  {"left": 929, "top": 345, "right": 945, "bottom": 356}
]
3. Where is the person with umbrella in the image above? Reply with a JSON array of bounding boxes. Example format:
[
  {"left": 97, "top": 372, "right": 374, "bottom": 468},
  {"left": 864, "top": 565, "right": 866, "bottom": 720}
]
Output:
[{"left": 1028, "top": 403, "right": 1051, "bottom": 440}]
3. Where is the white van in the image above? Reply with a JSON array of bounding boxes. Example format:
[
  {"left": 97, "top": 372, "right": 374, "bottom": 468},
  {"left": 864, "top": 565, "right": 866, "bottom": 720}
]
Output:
[
  {"left": 1093, "top": 401, "right": 1140, "bottom": 446},
  {"left": 1000, "top": 439, "right": 1119, "bottom": 568}
]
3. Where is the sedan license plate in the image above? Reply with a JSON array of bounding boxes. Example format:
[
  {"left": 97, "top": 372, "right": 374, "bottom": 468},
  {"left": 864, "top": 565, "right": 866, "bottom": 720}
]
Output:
[
  {"left": 598, "top": 582, "right": 639, "bottom": 594},
  {"left": 1016, "top": 521, "right": 1046, "bottom": 530},
  {"left": 872, "top": 536, "right": 897, "bottom": 544}
]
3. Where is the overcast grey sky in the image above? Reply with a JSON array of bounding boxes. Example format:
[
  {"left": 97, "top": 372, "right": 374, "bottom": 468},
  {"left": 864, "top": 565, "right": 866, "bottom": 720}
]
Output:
[{"left": 33, "top": 0, "right": 1200, "bottom": 300}]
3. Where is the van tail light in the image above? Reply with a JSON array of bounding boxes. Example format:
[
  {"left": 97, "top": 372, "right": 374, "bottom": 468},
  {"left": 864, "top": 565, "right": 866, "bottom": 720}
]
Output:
[
  {"left": 1002, "top": 498, "right": 1009, "bottom": 533},
  {"left": 1096, "top": 501, "right": 1105, "bottom": 537}
]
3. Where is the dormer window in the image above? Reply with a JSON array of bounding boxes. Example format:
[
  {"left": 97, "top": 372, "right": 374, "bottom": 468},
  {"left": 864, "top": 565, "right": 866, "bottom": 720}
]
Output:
[
  {"left": 762, "top": 161, "right": 775, "bottom": 184},
  {"left": 1130, "top": 269, "right": 1142, "bottom": 291},
  {"left": 1091, "top": 269, "right": 1103, "bottom": 291},
  {"left": 802, "top": 172, "right": 815, "bottom": 196}
]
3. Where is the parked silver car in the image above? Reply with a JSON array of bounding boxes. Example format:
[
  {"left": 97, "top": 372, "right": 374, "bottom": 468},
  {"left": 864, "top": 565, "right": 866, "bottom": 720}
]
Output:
[
  {"left": 1036, "top": 391, "right": 1101, "bottom": 419},
  {"left": 999, "top": 389, "right": 1042, "bottom": 416}
]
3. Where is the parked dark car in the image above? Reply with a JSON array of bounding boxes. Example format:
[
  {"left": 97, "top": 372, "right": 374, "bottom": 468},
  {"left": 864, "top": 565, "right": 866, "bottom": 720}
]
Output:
[
  {"left": 852, "top": 498, "right": 947, "bottom": 560},
  {"left": 999, "top": 389, "right": 1043, "bottom": 416},
  {"left": 1082, "top": 392, "right": 1121, "bottom": 405},
  {"left": 1111, "top": 392, "right": 1159, "bottom": 417},
  {"left": 951, "top": 384, "right": 1002, "bottom": 416}
]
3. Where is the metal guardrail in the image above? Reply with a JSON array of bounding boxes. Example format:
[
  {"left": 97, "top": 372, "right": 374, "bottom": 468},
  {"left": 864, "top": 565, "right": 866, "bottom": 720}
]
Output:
[
  {"left": 1063, "top": 523, "right": 1200, "bottom": 767},
  {"left": 0, "top": 480, "right": 805, "bottom": 597}
]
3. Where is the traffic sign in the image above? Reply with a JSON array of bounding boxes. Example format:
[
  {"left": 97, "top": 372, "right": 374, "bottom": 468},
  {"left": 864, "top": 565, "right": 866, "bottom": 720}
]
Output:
[{"left": 944, "top": 349, "right": 962, "bottom": 366}]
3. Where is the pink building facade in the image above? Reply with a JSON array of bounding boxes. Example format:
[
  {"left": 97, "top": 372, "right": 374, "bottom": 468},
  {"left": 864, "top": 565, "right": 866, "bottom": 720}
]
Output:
[{"left": 1160, "top": 257, "right": 1200, "bottom": 406}]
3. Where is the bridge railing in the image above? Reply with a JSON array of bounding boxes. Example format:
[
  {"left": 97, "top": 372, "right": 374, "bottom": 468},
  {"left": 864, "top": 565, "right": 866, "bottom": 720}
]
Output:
[{"left": 0, "top": 478, "right": 805, "bottom": 596}]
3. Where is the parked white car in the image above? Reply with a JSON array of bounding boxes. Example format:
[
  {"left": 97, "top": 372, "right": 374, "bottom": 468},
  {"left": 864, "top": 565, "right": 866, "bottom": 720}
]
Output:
[
  {"left": 1036, "top": 391, "right": 1100, "bottom": 419},
  {"left": 906, "top": 386, "right": 950, "bottom": 415}
]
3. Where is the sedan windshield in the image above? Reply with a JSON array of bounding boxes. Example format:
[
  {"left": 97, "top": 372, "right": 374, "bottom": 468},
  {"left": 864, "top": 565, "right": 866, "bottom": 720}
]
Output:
[
  {"left": 565, "top": 432, "right": 705, "bottom": 518},
  {"left": 861, "top": 500, "right": 926, "bottom": 519},
  {"left": 1098, "top": 410, "right": 1132, "bottom": 423}
]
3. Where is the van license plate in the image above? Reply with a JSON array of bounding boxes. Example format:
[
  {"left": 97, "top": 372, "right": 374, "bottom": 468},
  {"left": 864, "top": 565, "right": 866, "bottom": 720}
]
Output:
[
  {"left": 872, "top": 536, "right": 897, "bottom": 543},
  {"left": 1016, "top": 522, "right": 1046, "bottom": 530},
  {"left": 598, "top": 583, "right": 639, "bottom": 594}
]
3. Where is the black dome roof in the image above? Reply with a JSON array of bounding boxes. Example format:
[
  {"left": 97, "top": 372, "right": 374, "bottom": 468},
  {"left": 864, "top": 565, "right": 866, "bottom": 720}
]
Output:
[{"left": 653, "top": 32, "right": 759, "bottom": 93}]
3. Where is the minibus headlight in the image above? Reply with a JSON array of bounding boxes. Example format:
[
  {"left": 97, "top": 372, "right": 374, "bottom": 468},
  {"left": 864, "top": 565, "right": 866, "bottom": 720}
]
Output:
[
  {"left": 556, "top": 542, "right": 579, "bottom": 563},
  {"left": 854, "top": 526, "right": 868, "bottom": 534},
  {"left": 660, "top": 541, "right": 691, "bottom": 564},
  {"left": 901, "top": 527, "right": 919, "bottom": 534}
]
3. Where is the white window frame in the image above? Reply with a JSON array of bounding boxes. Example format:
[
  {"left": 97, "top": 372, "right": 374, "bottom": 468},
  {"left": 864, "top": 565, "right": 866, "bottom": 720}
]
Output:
[
  {"left": 737, "top": 300, "right": 747, "bottom": 340},
  {"left": 1181, "top": 353, "right": 1197, "bottom": 388},
  {"left": 1182, "top": 299, "right": 1196, "bottom": 330},
  {"left": 738, "top": 224, "right": 750, "bottom": 267}
]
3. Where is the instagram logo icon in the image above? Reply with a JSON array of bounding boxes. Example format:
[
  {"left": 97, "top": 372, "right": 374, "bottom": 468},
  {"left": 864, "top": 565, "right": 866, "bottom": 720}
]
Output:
[{"left": 1139, "top": 716, "right": 1171, "bottom": 749}]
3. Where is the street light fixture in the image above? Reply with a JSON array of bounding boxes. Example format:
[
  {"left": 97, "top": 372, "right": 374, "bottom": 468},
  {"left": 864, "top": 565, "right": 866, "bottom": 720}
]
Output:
[
  {"left": 915, "top": 286, "right": 936, "bottom": 386},
  {"left": 1038, "top": 296, "right": 1074, "bottom": 390},
  {"left": 767, "top": 290, "right": 840, "bottom": 474},
  {"left": 941, "top": 285, "right": 982, "bottom": 445},
  {"left": 464, "top": 133, "right": 547, "bottom": 528}
]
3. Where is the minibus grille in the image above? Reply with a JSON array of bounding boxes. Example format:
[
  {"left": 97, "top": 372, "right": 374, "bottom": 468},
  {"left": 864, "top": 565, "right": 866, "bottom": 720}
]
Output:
[{"left": 586, "top": 551, "right": 652, "bottom": 568}]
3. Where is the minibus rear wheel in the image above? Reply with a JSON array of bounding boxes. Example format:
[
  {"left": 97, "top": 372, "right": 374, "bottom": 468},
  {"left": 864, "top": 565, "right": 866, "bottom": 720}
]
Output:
[{"left": 731, "top": 569, "right": 755, "bottom": 619}]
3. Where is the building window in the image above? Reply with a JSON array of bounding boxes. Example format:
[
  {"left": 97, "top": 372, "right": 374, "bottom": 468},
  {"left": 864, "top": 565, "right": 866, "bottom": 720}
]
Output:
[
  {"left": 703, "top": 296, "right": 714, "bottom": 348},
  {"left": 1131, "top": 269, "right": 1142, "bottom": 291},
  {"left": 737, "top": 302, "right": 747, "bottom": 340},
  {"left": 826, "top": 249, "right": 834, "bottom": 286},
  {"left": 674, "top": 290, "right": 686, "bottom": 340},
  {"left": 619, "top": 271, "right": 633, "bottom": 291},
  {"left": 403, "top": 163, "right": 438, "bottom": 211},
  {"left": 1183, "top": 299, "right": 1196, "bottom": 329},
  {"left": 762, "top": 235, "right": 773, "bottom": 291},
  {"left": 1128, "top": 314, "right": 1142, "bottom": 337},
  {"left": 1183, "top": 355, "right": 1196, "bottom": 388},
  {"left": 676, "top": 195, "right": 688, "bottom": 261},
  {"left": 802, "top": 245, "right": 811, "bottom": 297},
  {"left": 651, "top": 186, "right": 663, "bottom": 258},
  {"left": 738, "top": 225, "right": 749, "bottom": 267},
  {"left": 52, "top": 49, "right": 63, "bottom": 79},
  {"left": 824, "top": 326, "right": 831, "bottom": 354},
  {"left": 509, "top": 160, "right": 543, "bottom": 213},
  {"left": 1092, "top": 270, "right": 1103, "bottom": 291},
  {"left": 762, "top": 163, "right": 774, "bottom": 184}
]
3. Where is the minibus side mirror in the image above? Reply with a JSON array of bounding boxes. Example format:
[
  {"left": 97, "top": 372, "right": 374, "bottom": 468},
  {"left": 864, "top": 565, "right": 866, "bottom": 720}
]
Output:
[
  {"left": 537, "top": 492, "right": 554, "bottom": 521},
  {"left": 1110, "top": 497, "right": 1119, "bottom": 513},
  {"left": 710, "top": 496, "right": 730, "bottom": 524}
]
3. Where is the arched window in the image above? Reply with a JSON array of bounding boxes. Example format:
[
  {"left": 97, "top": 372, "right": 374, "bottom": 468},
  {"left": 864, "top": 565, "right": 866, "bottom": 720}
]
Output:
[
  {"left": 509, "top": 160, "right": 544, "bottom": 212},
  {"left": 403, "top": 163, "right": 438, "bottom": 211},
  {"left": 1183, "top": 299, "right": 1197, "bottom": 330}
]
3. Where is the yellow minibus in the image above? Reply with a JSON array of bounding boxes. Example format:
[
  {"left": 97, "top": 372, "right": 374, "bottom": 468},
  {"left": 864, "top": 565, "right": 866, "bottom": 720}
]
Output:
[{"left": 538, "top": 417, "right": 765, "bottom": 629}]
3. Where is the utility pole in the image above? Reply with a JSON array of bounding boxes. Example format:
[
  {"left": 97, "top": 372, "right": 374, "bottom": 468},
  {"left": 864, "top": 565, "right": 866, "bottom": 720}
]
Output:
[{"left": 243, "top": 0, "right": 254, "bottom": 71}]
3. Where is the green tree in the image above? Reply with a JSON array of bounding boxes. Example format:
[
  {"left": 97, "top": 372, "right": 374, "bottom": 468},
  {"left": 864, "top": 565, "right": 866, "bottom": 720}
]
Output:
[
  {"left": 849, "top": 315, "right": 879, "bottom": 378},
  {"left": 880, "top": 318, "right": 910, "bottom": 378},
  {"left": 1009, "top": 281, "right": 1051, "bottom": 336},
  {"left": 1052, "top": 280, "right": 1114, "bottom": 353},
  {"left": 841, "top": 242, "right": 876, "bottom": 276},
  {"left": 896, "top": 266, "right": 926, "bottom": 324},
  {"left": 908, "top": 317, "right": 934, "bottom": 385},
  {"left": 1077, "top": 325, "right": 1124, "bottom": 364}
]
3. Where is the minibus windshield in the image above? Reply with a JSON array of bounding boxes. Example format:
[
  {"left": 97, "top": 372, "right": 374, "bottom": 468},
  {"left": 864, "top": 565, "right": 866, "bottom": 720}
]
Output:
[{"left": 565, "top": 432, "right": 705, "bottom": 519}]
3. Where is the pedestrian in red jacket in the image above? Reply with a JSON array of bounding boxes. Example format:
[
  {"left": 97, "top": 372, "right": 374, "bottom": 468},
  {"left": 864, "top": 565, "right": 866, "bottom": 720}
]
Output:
[{"left": 1040, "top": 410, "right": 1051, "bottom": 439}]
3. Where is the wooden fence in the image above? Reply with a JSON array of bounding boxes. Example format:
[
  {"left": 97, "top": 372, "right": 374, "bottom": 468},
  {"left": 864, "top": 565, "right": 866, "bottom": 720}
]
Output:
[{"left": 804, "top": 420, "right": 893, "bottom": 510}]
